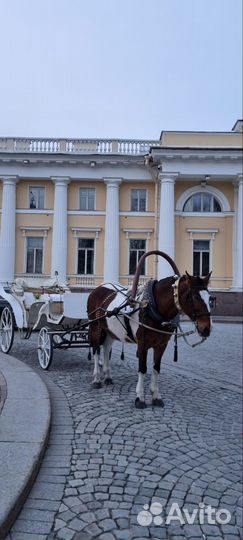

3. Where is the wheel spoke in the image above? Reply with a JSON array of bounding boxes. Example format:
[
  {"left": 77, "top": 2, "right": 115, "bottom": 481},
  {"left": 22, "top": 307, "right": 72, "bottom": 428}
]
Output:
[{"left": 0, "top": 307, "right": 14, "bottom": 353}]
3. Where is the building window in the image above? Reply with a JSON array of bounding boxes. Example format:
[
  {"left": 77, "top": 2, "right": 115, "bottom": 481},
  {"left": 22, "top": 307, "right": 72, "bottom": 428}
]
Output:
[
  {"left": 29, "top": 187, "right": 45, "bottom": 209},
  {"left": 26, "top": 237, "right": 43, "bottom": 273},
  {"left": 79, "top": 188, "right": 95, "bottom": 211},
  {"left": 193, "top": 240, "right": 210, "bottom": 276},
  {"left": 183, "top": 193, "right": 221, "bottom": 212},
  {"left": 77, "top": 238, "right": 94, "bottom": 274},
  {"left": 131, "top": 189, "right": 146, "bottom": 212},
  {"left": 129, "top": 239, "right": 146, "bottom": 275}
]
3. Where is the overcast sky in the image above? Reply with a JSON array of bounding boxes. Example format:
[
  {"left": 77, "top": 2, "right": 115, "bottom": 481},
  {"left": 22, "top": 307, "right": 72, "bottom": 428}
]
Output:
[{"left": 0, "top": 0, "right": 242, "bottom": 139}]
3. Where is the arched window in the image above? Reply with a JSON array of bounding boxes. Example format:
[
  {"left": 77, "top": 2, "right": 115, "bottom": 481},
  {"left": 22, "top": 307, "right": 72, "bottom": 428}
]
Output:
[{"left": 183, "top": 192, "right": 221, "bottom": 212}]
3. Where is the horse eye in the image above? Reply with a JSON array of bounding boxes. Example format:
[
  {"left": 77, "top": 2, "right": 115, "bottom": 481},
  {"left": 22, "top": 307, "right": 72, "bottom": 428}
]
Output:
[
  {"left": 209, "top": 296, "right": 215, "bottom": 308},
  {"left": 194, "top": 293, "right": 201, "bottom": 301}
]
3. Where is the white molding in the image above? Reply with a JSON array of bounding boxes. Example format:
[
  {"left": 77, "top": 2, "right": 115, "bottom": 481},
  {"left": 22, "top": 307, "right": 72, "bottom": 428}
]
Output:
[
  {"left": 20, "top": 226, "right": 50, "bottom": 237},
  {"left": 187, "top": 228, "right": 219, "bottom": 240},
  {"left": 119, "top": 211, "right": 155, "bottom": 217},
  {"left": 123, "top": 228, "right": 153, "bottom": 240},
  {"left": 16, "top": 209, "right": 54, "bottom": 214},
  {"left": 175, "top": 211, "right": 234, "bottom": 217},
  {"left": 176, "top": 185, "right": 231, "bottom": 212},
  {"left": 71, "top": 227, "right": 102, "bottom": 239},
  {"left": 68, "top": 210, "right": 105, "bottom": 216}
]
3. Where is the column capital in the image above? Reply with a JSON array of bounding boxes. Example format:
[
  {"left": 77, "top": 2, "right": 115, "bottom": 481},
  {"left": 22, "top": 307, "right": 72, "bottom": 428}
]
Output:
[
  {"left": 103, "top": 178, "right": 122, "bottom": 187},
  {"left": 158, "top": 172, "right": 178, "bottom": 183},
  {"left": 233, "top": 174, "right": 243, "bottom": 189},
  {"left": 51, "top": 176, "right": 70, "bottom": 186},
  {"left": 237, "top": 174, "right": 243, "bottom": 185},
  {"left": 0, "top": 175, "right": 19, "bottom": 185}
]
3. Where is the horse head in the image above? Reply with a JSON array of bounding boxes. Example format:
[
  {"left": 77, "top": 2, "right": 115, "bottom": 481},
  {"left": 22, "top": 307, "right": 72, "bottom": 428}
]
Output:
[{"left": 178, "top": 272, "right": 212, "bottom": 338}]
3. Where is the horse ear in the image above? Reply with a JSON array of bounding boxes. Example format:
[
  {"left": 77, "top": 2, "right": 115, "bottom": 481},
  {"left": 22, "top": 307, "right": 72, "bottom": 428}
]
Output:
[
  {"left": 203, "top": 271, "right": 212, "bottom": 286},
  {"left": 185, "top": 271, "right": 193, "bottom": 287}
]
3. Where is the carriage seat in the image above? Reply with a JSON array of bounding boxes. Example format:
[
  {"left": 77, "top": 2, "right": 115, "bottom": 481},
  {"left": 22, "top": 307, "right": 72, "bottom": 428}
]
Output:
[{"left": 23, "top": 292, "right": 37, "bottom": 310}]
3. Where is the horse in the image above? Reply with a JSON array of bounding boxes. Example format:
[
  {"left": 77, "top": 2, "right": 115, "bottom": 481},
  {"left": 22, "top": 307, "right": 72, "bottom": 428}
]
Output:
[{"left": 87, "top": 270, "right": 212, "bottom": 408}]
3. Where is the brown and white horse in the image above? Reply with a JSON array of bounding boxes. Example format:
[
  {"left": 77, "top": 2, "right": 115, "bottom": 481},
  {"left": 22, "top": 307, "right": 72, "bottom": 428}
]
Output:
[{"left": 87, "top": 272, "right": 212, "bottom": 408}]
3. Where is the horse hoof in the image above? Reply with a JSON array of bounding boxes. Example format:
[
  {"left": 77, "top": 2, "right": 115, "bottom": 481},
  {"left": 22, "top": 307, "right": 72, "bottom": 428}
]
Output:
[
  {"left": 104, "top": 377, "right": 113, "bottom": 385},
  {"left": 152, "top": 398, "right": 164, "bottom": 407},
  {"left": 93, "top": 381, "right": 102, "bottom": 389},
  {"left": 135, "top": 397, "right": 146, "bottom": 409}
]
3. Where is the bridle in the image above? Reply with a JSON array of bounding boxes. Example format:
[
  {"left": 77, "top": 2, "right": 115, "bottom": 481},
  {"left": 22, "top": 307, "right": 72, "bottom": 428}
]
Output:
[{"left": 173, "top": 277, "right": 211, "bottom": 322}]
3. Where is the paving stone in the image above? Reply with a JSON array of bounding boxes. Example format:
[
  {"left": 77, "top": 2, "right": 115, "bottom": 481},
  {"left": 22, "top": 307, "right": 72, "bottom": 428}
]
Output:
[
  {"left": 18, "top": 508, "right": 56, "bottom": 522},
  {"left": 56, "top": 527, "right": 75, "bottom": 540},
  {"left": 7, "top": 325, "right": 242, "bottom": 540},
  {"left": 113, "top": 529, "right": 132, "bottom": 540},
  {"left": 12, "top": 519, "right": 52, "bottom": 534},
  {"left": 68, "top": 517, "right": 86, "bottom": 531},
  {"left": 99, "top": 517, "right": 117, "bottom": 531},
  {"left": 83, "top": 522, "right": 103, "bottom": 536}
]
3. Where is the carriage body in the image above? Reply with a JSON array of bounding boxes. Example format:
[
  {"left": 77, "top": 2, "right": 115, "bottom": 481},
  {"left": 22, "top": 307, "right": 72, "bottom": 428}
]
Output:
[{"left": 0, "top": 281, "right": 90, "bottom": 369}]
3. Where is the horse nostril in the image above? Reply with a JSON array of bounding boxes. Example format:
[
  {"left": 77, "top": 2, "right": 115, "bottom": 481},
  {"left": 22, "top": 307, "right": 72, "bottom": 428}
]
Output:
[{"left": 203, "top": 327, "right": 210, "bottom": 337}]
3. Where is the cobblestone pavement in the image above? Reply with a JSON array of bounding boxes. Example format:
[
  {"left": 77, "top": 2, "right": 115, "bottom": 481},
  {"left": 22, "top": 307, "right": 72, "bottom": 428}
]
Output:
[{"left": 6, "top": 323, "right": 243, "bottom": 540}]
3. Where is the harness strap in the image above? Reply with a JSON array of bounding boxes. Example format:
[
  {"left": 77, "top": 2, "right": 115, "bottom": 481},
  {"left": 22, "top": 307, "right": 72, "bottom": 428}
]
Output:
[
  {"left": 172, "top": 277, "right": 183, "bottom": 314},
  {"left": 123, "top": 315, "right": 136, "bottom": 342}
]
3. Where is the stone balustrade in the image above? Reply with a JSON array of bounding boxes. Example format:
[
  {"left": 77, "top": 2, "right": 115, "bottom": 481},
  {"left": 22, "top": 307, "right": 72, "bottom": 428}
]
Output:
[{"left": 0, "top": 137, "right": 159, "bottom": 155}]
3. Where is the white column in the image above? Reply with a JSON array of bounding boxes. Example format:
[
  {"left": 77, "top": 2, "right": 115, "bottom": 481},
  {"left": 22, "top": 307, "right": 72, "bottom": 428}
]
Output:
[
  {"left": 103, "top": 178, "right": 121, "bottom": 283},
  {"left": 233, "top": 175, "right": 243, "bottom": 289},
  {"left": 158, "top": 173, "right": 176, "bottom": 278},
  {"left": 51, "top": 177, "right": 69, "bottom": 283},
  {"left": 0, "top": 176, "right": 18, "bottom": 283}
]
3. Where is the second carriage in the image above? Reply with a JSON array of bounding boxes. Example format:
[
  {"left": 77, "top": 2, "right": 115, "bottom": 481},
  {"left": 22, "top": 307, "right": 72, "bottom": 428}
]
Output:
[{"left": 0, "top": 279, "right": 90, "bottom": 369}]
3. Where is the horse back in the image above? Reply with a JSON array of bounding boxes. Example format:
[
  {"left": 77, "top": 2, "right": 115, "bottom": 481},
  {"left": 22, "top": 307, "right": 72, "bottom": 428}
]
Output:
[{"left": 87, "top": 285, "right": 117, "bottom": 319}]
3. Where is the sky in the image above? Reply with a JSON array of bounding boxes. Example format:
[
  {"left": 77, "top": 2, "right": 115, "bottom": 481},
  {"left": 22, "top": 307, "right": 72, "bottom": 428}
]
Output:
[{"left": 0, "top": 0, "right": 242, "bottom": 139}]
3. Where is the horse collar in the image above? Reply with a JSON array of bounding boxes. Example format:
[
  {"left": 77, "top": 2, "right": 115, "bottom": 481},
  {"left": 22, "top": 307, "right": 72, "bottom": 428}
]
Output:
[{"left": 146, "top": 279, "right": 179, "bottom": 326}]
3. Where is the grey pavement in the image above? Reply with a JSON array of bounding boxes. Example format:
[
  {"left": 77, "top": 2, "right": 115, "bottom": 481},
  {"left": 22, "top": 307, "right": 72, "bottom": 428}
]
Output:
[
  {"left": 3, "top": 322, "right": 243, "bottom": 540},
  {"left": 0, "top": 353, "right": 51, "bottom": 540}
]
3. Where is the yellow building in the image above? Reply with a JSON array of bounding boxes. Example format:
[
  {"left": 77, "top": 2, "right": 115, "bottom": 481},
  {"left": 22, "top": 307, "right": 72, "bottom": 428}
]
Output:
[{"left": 0, "top": 120, "right": 242, "bottom": 314}]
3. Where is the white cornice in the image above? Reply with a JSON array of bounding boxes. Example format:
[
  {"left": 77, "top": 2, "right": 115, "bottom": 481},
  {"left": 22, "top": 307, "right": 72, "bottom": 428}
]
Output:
[{"left": 150, "top": 147, "right": 242, "bottom": 163}]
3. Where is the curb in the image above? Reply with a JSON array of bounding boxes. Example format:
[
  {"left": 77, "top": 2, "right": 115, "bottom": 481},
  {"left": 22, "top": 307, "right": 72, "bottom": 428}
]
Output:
[{"left": 0, "top": 353, "right": 51, "bottom": 540}]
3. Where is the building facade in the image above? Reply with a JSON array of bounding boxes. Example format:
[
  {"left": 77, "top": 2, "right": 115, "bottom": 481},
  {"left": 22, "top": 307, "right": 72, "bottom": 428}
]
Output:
[{"left": 0, "top": 120, "right": 242, "bottom": 313}]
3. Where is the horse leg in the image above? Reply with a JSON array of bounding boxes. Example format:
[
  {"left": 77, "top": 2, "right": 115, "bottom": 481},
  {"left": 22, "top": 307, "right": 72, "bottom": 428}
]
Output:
[
  {"left": 135, "top": 347, "right": 148, "bottom": 409},
  {"left": 150, "top": 347, "right": 166, "bottom": 407},
  {"left": 93, "top": 345, "right": 102, "bottom": 388},
  {"left": 102, "top": 335, "right": 114, "bottom": 385}
]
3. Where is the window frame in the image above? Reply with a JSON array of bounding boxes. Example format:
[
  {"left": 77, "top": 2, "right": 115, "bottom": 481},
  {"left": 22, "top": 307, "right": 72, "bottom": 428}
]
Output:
[
  {"left": 25, "top": 236, "right": 44, "bottom": 274},
  {"left": 193, "top": 239, "right": 211, "bottom": 276},
  {"left": 130, "top": 188, "right": 147, "bottom": 212},
  {"left": 28, "top": 186, "right": 45, "bottom": 210},
  {"left": 79, "top": 187, "right": 96, "bottom": 211},
  {"left": 129, "top": 238, "right": 146, "bottom": 276},
  {"left": 183, "top": 192, "right": 222, "bottom": 213},
  {"left": 77, "top": 238, "right": 95, "bottom": 275}
]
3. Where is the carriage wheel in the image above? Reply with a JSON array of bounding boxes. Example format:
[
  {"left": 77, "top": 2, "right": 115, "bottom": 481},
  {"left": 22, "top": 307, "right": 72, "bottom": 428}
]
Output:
[
  {"left": 0, "top": 306, "right": 14, "bottom": 353},
  {"left": 37, "top": 326, "right": 53, "bottom": 369}
]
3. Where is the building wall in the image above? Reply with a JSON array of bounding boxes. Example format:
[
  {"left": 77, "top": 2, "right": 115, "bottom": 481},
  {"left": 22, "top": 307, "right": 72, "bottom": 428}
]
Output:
[{"left": 0, "top": 123, "right": 242, "bottom": 301}]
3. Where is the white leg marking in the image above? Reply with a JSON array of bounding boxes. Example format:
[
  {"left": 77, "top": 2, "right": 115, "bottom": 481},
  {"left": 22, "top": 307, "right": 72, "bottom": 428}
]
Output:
[
  {"left": 93, "top": 352, "right": 101, "bottom": 384},
  {"left": 103, "top": 335, "right": 114, "bottom": 381},
  {"left": 136, "top": 373, "right": 145, "bottom": 402},
  {"left": 150, "top": 369, "right": 161, "bottom": 400}
]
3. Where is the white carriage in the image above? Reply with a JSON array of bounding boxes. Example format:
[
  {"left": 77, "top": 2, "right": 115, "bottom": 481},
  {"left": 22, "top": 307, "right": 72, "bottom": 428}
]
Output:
[{"left": 0, "top": 278, "right": 90, "bottom": 370}]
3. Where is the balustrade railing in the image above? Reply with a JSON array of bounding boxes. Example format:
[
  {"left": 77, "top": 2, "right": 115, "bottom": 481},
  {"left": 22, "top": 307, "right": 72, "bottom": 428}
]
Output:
[
  {"left": 0, "top": 137, "right": 159, "bottom": 155},
  {"left": 126, "top": 276, "right": 151, "bottom": 287}
]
